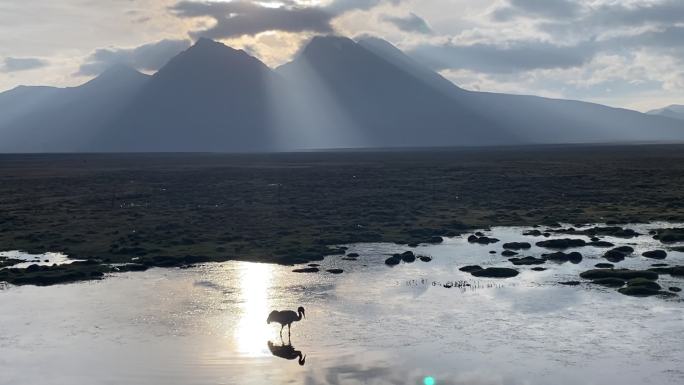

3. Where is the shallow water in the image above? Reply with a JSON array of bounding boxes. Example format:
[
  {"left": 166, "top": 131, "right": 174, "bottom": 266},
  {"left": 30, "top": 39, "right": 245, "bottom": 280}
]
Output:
[
  {"left": 1, "top": 223, "right": 683, "bottom": 385},
  {"left": 0, "top": 250, "right": 77, "bottom": 269}
]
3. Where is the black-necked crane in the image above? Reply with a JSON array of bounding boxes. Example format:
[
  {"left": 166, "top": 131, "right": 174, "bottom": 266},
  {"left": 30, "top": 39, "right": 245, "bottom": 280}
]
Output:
[
  {"left": 267, "top": 341, "right": 306, "bottom": 366},
  {"left": 267, "top": 306, "right": 305, "bottom": 339}
]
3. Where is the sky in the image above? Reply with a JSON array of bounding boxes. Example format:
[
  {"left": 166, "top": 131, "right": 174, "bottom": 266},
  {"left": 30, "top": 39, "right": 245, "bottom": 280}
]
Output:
[{"left": 0, "top": 0, "right": 683, "bottom": 112}]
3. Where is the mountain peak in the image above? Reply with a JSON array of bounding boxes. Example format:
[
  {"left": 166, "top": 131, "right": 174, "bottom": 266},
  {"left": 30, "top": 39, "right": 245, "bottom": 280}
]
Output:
[
  {"left": 154, "top": 37, "right": 270, "bottom": 78},
  {"left": 301, "top": 35, "right": 358, "bottom": 55},
  {"left": 185, "top": 37, "right": 250, "bottom": 59}
]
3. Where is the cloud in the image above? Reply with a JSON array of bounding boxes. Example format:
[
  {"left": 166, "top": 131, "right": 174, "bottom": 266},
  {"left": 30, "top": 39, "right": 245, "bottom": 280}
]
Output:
[
  {"left": 492, "top": 0, "right": 582, "bottom": 21},
  {"left": 409, "top": 40, "right": 595, "bottom": 73},
  {"left": 382, "top": 13, "right": 432, "bottom": 34},
  {"left": 171, "top": 1, "right": 333, "bottom": 39},
  {"left": 325, "top": 0, "right": 401, "bottom": 14},
  {"left": 1, "top": 57, "right": 48, "bottom": 72},
  {"left": 170, "top": 0, "right": 402, "bottom": 39},
  {"left": 77, "top": 39, "right": 192, "bottom": 76}
]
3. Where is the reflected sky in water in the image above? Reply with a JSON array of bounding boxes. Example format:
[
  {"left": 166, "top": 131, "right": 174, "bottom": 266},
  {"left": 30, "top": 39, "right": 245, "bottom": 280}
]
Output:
[{"left": 1, "top": 223, "right": 683, "bottom": 385}]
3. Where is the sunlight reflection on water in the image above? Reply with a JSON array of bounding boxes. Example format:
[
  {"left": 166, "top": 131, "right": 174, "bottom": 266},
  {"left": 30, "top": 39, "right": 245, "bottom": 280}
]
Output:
[{"left": 235, "top": 262, "right": 275, "bottom": 357}]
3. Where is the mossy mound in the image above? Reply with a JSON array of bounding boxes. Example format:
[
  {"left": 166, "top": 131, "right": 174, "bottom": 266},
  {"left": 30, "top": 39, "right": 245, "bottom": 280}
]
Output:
[
  {"left": 384, "top": 256, "right": 401, "bottom": 266},
  {"left": 467, "top": 235, "right": 500, "bottom": 244},
  {"left": 642, "top": 250, "right": 667, "bottom": 260},
  {"left": 292, "top": 267, "right": 319, "bottom": 273},
  {"left": 626, "top": 278, "right": 661, "bottom": 291},
  {"left": 0, "top": 261, "right": 110, "bottom": 286},
  {"left": 536, "top": 238, "right": 586, "bottom": 249},
  {"left": 543, "top": 251, "right": 583, "bottom": 264},
  {"left": 591, "top": 278, "right": 626, "bottom": 287},
  {"left": 603, "top": 246, "right": 634, "bottom": 262},
  {"left": 399, "top": 251, "right": 416, "bottom": 263},
  {"left": 503, "top": 242, "right": 532, "bottom": 250},
  {"left": 653, "top": 228, "right": 684, "bottom": 244},
  {"left": 470, "top": 267, "right": 519, "bottom": 278},
  {"left": 587, "top": 240, "right": 615, "bottom": 247},
  {"left": 617, "top": 286, "right": 662, "bottom": 297},
  {"left": 580, "top": 269, "right": 658, "bottom": 281},
  {"left": 648, "top": 266, "right": 684, "bottom": 277},
  {"left": 594, "top": 263, "right": 614, "bottom": 269},
  {"left": 459, "top": 265, "right": 483, "bottom": 273},
  {"left": 509, "top": 256, "right": 546, "bottom": 266}
]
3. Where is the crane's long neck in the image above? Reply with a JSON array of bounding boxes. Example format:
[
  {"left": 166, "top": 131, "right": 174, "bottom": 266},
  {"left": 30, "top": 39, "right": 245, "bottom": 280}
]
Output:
[
  {"left": 297, "top": 352, "right": 306, "bottom": 366},
  {"left": 297, "top": 309, "right": 304, "bottom": 321}
]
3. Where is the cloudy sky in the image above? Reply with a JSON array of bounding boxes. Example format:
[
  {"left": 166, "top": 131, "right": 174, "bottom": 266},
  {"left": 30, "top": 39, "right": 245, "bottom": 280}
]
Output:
[{"left": 1, "top": 0, "right": 682, "bottom": 111}]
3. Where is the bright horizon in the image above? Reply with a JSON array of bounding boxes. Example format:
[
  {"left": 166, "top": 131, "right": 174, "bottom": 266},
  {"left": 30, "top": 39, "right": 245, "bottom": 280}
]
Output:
[{"left": 1, "top": 0, "right": 683, "bottom": 112}]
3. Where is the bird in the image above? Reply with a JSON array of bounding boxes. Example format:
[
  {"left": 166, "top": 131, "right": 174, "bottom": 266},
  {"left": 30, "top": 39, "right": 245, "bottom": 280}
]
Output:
[
  {"left": 267, "top": 306, "right": 305, "bottom": 339},
  {"left": 267, "top": 341, "right": 306, "bottom": 366}
]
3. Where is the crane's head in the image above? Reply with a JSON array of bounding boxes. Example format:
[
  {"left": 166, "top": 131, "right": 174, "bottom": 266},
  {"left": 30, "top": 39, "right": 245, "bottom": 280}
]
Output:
[{"left": 298, "top": 306, "right": 306, "bottom": 319}]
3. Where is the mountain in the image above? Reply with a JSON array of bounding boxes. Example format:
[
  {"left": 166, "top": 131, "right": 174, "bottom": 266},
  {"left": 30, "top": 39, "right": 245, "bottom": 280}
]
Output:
[
  {"left": 95, "top": 38, "right": 279, "bottom": 152},
  {"left": 648, "top": 105, "right": 684, "bottom": 121},
  {"left": 0, "top": 36, "right": 683, "bottom": 153},
  {"left": 0, "top": 65, "right": 149, "bottom": 152},
  {"left": 276, "top": 36, "right": 510, "bottom": 149},
  {"left": 355, "top": 36, "right": 684, "bottom": 144}
]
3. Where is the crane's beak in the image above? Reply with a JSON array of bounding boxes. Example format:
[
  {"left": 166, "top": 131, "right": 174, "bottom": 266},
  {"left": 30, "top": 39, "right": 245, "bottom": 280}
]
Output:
[{"left": 303, "top": 310, "right": 306, "bottom": 319}]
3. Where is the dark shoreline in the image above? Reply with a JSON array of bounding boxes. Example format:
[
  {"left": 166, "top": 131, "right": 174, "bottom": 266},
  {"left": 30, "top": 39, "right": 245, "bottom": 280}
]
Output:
[{"left": 1, "top": 144, "right": 683, "bottom": 285}]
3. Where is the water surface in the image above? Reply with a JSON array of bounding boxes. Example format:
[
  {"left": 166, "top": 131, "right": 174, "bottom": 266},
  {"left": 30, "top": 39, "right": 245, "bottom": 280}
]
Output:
[{"left": 1, "top": 223, "right": 683, "bottom": 385}]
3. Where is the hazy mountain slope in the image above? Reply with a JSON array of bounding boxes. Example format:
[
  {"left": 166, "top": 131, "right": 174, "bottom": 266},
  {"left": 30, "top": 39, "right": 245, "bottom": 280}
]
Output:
[
  {"left": 276, "top": 36, "right": 513, "bottom": 149},
  {"left": 647, "top": 105, "right": 684, "bottom": 121},
  {"left": 96, "top": 38, "right": 280, "bottom": 152},
  {"left": 0, "top": 65, "right": 149, "bottom": 152},
  {"left": 359, "top": 37, "right": 684, "bottom": 144}
]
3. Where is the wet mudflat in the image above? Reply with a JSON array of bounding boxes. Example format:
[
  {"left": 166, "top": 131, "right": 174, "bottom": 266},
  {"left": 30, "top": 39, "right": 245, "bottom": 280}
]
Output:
[{"left": 1, "top": 223, "right": 683, "bottom": 385}]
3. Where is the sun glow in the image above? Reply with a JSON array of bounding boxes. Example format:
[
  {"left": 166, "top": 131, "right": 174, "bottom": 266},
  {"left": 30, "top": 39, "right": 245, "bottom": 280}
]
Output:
[{"left": 234, "top": 262, "right": 277, "bottom": 357}]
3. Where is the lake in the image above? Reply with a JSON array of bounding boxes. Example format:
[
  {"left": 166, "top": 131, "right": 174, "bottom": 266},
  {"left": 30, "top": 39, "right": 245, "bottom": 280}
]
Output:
[{"left": 1, "top": 223, "right": 683, "bottom": 385}]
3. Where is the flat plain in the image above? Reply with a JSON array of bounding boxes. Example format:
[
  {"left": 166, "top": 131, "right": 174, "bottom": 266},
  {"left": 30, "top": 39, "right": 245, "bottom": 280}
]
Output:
[{"left": 1, "top": 144, "right": 683, "bottom": 284}]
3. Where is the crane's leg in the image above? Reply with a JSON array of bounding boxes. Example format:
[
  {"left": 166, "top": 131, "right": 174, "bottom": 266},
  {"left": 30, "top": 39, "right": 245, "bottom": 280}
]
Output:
[
  {"left": 280, "top": 325, "right": 284, "bottom": 341},
  {"left": 288, "top": 324, "right": 291, "bottom": 343}
]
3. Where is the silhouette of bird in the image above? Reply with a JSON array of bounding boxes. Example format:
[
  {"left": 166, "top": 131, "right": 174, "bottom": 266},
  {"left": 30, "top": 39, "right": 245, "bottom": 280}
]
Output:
[
  {"left": 267, "top": 341, "right": 306, "bottom": 366},
  {"left": 267, "top": 306, "right": 305, "bottom": 339}
]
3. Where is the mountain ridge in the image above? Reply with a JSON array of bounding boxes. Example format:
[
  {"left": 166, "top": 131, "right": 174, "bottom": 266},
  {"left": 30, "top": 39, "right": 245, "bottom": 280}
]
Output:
[
  {"left": 0, "top": 36, "right": 682, "bottom": 153},
  {"left": 648, "top": 105, "right": 684, "bottom": 121}
]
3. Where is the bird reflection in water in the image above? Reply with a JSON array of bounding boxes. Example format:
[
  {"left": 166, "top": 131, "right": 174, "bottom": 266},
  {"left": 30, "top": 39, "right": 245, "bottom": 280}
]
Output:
[{"left": 267, "top": 341, "right": 306, "bottom": 366}]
